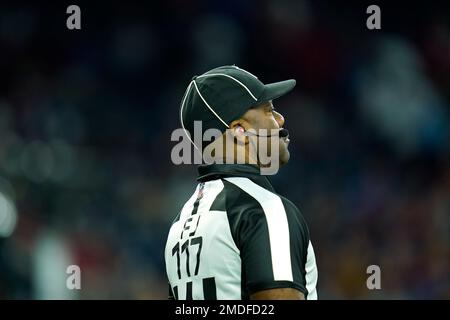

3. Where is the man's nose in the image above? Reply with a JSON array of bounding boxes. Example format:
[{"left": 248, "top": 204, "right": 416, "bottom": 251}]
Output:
[{"left": 274, "top": 111, "right": 285, "bottom": 128}]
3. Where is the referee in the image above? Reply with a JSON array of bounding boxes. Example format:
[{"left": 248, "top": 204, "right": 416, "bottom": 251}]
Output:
[{"left": 165, "top": 65, "right": 318, "bottom": 300}]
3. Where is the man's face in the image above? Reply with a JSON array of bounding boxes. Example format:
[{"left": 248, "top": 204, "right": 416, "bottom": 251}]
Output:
[{"left": 241, "top": 101, "right": 290, "bottom": 165}]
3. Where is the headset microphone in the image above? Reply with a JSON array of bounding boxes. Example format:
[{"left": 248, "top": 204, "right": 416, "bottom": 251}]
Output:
[
  {"left": 236, "top": 127, "right": 289, "bottom": 138},
  {"left": 279, "top": 128, "right": 289, "bottom": 138}
]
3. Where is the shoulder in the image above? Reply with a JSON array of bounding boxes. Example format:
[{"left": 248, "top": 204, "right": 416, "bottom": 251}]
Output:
[
  {"left": 277, "top": 194, "right": 310, "bottom": 241},
  {"left": 221, "top": 177, "right": 308, "bottom": 222},
  {"left": 220, "top": 177, "right": 286, "bottom": 216},
  {"left": 278, "top": 196, "right": 310, "bottom": 229},
  {"left": 220, "top": 177, "right": 310, "bottom": 244}
]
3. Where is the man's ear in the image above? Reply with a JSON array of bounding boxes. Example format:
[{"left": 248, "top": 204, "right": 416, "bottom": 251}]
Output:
[
  {"left": 229, "top": 119, "right": 249, "bottom": 144},
  {"left": 229, "top": 119, "right": 249, "bottom": 136}
]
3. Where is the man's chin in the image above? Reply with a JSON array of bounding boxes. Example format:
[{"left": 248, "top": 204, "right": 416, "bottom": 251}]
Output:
[{"left": 280, "top": 150, "right": 290, "bottom": 166}]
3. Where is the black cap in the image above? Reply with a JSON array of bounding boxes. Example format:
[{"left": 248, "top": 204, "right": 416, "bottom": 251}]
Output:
[{"left": 180, "top": 65, "right": 296, "bottom": 139}]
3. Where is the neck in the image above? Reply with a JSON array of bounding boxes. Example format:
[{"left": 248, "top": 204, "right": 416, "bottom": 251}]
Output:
[{"left": 203, "top": 135, "right": 259, "bottom": 166}]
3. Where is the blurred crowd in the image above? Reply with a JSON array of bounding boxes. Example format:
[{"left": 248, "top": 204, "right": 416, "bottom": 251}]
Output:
[{"left": 0, "top": 1, "right": 449, "bottom": 299}]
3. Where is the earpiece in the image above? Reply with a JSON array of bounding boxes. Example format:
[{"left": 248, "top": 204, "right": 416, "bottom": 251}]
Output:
[{"left": 235, "top": 126, "right": 245, "bottom": 134}]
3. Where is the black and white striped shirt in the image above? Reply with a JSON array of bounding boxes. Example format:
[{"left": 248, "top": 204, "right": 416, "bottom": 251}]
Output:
[{"left": 164, "top": 164, "right": 318, "bottom": 300}]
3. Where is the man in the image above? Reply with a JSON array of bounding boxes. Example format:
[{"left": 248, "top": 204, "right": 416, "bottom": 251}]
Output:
[{"left": 165, "top": 65, "right": 318, "bottom": 300}]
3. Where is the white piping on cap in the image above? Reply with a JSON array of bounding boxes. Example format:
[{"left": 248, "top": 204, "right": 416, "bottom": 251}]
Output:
[
  {"left": 179, "top": 80, "right": 199, "bottom": 150},
  {"left": 192, "top": 80, "right": 230, "bottom": 128}
]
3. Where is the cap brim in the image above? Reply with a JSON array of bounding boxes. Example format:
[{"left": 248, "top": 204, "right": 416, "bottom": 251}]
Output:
[{"left": 258, "top": 79, "right": 296, "bottom": 103}]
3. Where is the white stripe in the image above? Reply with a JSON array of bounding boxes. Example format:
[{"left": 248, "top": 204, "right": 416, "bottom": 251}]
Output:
[
  {"left": 305, "top": 241, "right": 318, "bottom": 300},
  {"left": 197, "top": 73, "right": 258, "bottom": 101},
  {"left": 192, "top": 80, "right": 230, "bottom": 128},
  {"left": 179, "top": 80, "right": 200, "bottom": 150},
  {"left": 166, "top": 180, "right": 243, "bottom": 299},
  {"left": 224, "top": 177, "right": 293, "bottom": 281}
]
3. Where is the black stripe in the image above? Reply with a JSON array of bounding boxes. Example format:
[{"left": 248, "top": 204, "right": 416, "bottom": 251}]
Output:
[
  {"left": 191, "top": 182, "right": 205, "bottom": 215},
  {"left": 247, "top": 280, "right": 307, "bottom": 297},
  {"left": 191, "top": 197, "right": 201, "bottom": 215},
  {"left": 202, "top": 277, "right": 217, "bottom": 300},
  {"left": 221, "top": 179, "right": 276, "bottom": 299},
  {"left": 280, "top": 197, "right": 310, "bottom": 296},
  {"left": 210, "top": 186, "right": 226, "bottom": 211},
  {"left": 186, "top": 281, "right": 193, "bottom": 300},
  {"left": 173, "top": 286, "right": 178, "bottom": 300}
]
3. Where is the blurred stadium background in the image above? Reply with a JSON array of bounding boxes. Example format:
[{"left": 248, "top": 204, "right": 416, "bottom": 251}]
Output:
[{"left": 0, "top": 1, "right": 449, "bottom": 299}]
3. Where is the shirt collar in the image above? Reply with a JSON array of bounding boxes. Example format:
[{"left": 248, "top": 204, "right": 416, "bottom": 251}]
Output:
[{"left": 197, "top": 164, "right": 275, "bottom": 192}]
